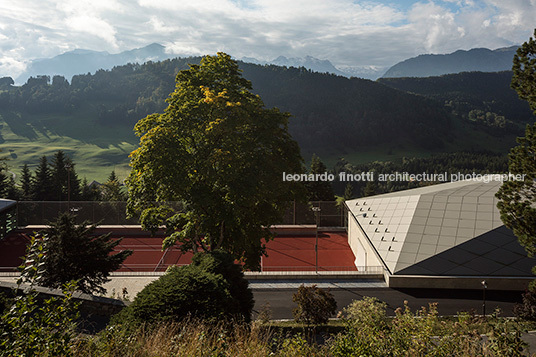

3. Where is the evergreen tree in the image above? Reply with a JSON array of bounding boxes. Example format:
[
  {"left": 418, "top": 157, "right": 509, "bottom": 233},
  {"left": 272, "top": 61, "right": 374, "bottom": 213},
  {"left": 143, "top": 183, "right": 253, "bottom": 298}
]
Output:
[
  {"left": 101, "top": 170, "right": 126, "bottom": 201},
  {"left": 6, "top": 175, "right": 19, "bottom": 200},
  {"left": 50, "top": 150, "right": 68, "bottom": 200},
  {"left": 343, "top": 183, "right": 354, "bottom": 200},
  {"left": 306, "top": 154, "right": 335, "bottom": 201},
  {"left": 31, "top": 156, "right": 54, "bottom": 201},
  {"left": 39, "top": 213, "right": 132, "bottom": 294},
  {"left": 363, "top": 180, "right": 378, "bottom": 197},
  {"left": 20, "top": 164, "right": 32, "bottom": 200},
  {"left": 65, "top": 157, "right": 81, "bottom": 201},
  {"left": 497, "top": 29, "right": 536, "bottom": 283},
  {"left": 80, "top": 177, "right": 100, "bottom": 201},
  {"left": 0, "top": 170, "right": 9, "bottom": 198},
  {"left": 49, "top": 151, "right": 81, "bottom": 201},
  {"left": 0, "top": 151, "right": 10, "bottom": 198}
]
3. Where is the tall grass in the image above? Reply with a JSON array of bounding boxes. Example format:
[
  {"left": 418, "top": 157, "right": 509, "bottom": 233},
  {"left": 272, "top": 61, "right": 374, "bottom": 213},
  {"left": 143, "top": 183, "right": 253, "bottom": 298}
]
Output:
[{"left": 74, "top": 319, "right": 276, "bottom": 356}]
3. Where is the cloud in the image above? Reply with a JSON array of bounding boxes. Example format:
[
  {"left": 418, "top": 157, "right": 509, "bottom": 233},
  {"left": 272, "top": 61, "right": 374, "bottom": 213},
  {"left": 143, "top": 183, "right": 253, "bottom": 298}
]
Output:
[{"left": 0, "top": 0, "right": 536, "bottom": 79}]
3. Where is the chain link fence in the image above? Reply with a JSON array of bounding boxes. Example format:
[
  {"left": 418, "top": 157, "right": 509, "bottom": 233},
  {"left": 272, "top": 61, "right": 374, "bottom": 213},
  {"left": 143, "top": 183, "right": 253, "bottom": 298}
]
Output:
[{"left": 15, "top": 200, "right": 347, "bottom": 227}]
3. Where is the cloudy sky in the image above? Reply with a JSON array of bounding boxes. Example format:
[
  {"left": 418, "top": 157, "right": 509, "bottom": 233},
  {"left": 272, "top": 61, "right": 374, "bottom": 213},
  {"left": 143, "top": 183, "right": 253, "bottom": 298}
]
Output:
[{"left": 0, "top": 0, "right": 535, "bottom": 77}]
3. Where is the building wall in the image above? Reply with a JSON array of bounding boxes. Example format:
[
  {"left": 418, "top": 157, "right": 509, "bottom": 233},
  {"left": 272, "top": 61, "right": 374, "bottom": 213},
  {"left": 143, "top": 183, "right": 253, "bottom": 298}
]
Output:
[{"left": 347, "top": 211, "right": 383, "bottom": 269}]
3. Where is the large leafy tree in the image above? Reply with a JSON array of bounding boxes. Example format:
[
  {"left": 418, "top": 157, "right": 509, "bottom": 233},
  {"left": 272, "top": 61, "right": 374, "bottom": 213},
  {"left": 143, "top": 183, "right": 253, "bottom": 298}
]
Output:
[
  {"left": 127, "top": 53, "right": 304, "bottom": 269},
  {"left": 496, "top": 29, "right": 536, "bottom": 263},
  {"left": 39, "top": 213, "right": 132, "bottom": 294}
]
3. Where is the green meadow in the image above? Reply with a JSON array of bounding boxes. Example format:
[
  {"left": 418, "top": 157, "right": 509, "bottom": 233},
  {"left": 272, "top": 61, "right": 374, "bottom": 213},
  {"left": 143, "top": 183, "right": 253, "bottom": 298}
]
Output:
[{"left": 0, "top": 110, "right": 136, "bottom": 182}]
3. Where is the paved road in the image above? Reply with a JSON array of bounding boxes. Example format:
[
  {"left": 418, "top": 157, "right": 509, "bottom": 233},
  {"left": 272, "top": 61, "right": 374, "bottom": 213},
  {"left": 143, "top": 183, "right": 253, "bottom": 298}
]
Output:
[{"left": 252, "top": 287, "right": 524, "bottom": 319}]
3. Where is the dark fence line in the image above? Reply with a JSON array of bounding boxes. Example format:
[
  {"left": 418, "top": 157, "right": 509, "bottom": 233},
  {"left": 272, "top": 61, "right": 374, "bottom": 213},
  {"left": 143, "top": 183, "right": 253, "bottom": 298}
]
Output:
[{"left": 15, "top": 201, "right": 347, "bottom": 228}]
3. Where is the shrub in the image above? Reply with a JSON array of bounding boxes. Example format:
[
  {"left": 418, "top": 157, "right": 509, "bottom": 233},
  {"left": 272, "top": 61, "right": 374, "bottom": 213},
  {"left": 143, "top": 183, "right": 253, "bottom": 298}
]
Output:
[
  {"left": 0, "top": 235, "right": 79, "bottom": 357},
  {"left": 0, "top": 283, "right": 79, "bottom": 357},
  {"left": 115, "top": 250, "right": 254, "bottom": 325},
  {"left": 127, "top": 265, "right": 235, "bottom": 323},
  {"left": 330, "top": 298, "right": 487, "bottom": 357},
  {"left": 292, "top": 284, "right": 337, "bottom": 325},
  {"left": 191, "top": 249, "right": 254, "bottom": 322},
  {"left": 0, "top": 292, "right": 11, "bottom": 315},
  {"left": 513, "top": 289, "right": 536, "bottom": 321}
]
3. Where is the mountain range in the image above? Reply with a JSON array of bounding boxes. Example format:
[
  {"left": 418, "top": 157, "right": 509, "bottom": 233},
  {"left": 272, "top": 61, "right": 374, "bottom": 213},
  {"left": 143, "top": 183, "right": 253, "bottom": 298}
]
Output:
[
  {"left": 382, "top": 46, "right": 519, "bottom": 78},
  {"left": 13, "top": 43, "right": 522, "bottom": 85},
  {"left": 15, "top": 43, "right": 388, "bottom": 83}
]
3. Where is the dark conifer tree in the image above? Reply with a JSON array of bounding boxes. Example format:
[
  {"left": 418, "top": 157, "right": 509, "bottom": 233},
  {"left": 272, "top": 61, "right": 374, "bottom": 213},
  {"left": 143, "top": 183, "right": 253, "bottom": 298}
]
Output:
[
  {"left": 20, "top": 164, "right": 32, "bottom": 200},
  {"left": 50, "top": 151, "right": 81, "bottom": 201},
  {"left": 343, "top": 183, "right": 354, "bottom": 200},
  {"left": 31, "top": 156, "right": 54, "bottom": 201},
  {"left": 497, "top": 29, "right": 536, "bottom": 285},
  {"left": 65, "top": 157, "right": 81, "bottom": 201},
  {"left": 80, "top": 178, "right": 100, "bottom": 201},
  {"left": 306, "top": 154, "right": 335, "bottom": 201},
  {"left": 39, "top": 213, "right": 132, "bottom": 294},
  {"left": 6, "top": 175, "right": 19, "bottom": 200},
  {"left": 101, "top": 170, "right": 125, "bottom": 201},
  {"left": 50, "top": 151, "right": 68, "bottom": 201}
]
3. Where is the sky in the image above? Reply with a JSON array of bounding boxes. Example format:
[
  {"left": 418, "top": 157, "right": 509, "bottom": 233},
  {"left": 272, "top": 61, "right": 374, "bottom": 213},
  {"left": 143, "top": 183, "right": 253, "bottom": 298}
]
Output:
[{"left": 0, "top": 0, "right": 535, "bottom": 77}]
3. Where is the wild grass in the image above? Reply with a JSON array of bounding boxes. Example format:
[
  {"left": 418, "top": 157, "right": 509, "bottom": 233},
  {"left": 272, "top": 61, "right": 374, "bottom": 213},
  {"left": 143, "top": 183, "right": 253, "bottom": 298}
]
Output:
[{"left": 69, "top": 313, "right": 536, "bottom": 357}]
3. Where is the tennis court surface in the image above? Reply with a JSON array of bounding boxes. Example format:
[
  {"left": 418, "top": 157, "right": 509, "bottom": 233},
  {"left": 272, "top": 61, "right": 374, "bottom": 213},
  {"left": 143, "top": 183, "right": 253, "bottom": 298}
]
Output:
[{"left": 0, "top": 228, "right": 356, "bottom": 272}]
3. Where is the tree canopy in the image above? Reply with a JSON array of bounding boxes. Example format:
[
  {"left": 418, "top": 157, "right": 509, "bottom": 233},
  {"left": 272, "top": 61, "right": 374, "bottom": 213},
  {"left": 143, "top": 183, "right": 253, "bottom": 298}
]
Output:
[
  {"left": 126, "top": 53, "right": 304, "bottom": 269},
  {"left": 496, "top": 29, "right": 536, "bottom": 275}
]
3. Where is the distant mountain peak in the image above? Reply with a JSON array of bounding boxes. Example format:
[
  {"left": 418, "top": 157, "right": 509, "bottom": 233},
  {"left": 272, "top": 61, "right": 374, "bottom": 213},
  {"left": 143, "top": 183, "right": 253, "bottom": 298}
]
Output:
[{"left": 382, "top": 45, "right": 519, "bottom": 78}]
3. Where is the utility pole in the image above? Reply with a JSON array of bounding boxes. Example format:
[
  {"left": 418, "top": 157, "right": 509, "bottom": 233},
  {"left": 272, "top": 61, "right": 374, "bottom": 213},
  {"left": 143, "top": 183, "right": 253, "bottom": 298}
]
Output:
[
  {"left": 312, "top": 205, "right": 321, "bottom": 273},
  {"left": 65, "top": 163, "right": 71, "bottom": 212}
]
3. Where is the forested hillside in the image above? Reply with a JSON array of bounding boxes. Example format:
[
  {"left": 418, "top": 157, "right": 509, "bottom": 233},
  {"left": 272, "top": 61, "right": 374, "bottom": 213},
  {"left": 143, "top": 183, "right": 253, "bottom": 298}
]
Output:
[
  {"left": 378, "top": 71, "right": 535, "bottom": 136},
  {"left": 0, "top": 57, "right": 522, "bottom": 179}
]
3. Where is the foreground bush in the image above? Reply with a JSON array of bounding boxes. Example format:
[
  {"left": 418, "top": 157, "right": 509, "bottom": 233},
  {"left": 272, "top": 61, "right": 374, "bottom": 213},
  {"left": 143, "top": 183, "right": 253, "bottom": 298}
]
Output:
[
  {"left": 114, "top": 250, "right": 254, "bottom": 325},
  {"left": 0, "top": 236, "right": 80, "bottom": 357},
  {"left": 330, "top": 297, "right": 527, "bottom": 356},
  {"left": 514, "top": 290, "right": 536, "bottom": 321},
  {"left": 292, "top": 284, "right": 337, "bottom": 325},
  {"left": 190, "top": 250, "right": 254, "bottom": 322}
]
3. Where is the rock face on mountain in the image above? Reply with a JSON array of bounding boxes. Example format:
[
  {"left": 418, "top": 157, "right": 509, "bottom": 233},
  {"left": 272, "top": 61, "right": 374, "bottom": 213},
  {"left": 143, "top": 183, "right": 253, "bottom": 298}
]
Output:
[{"left": 382, "top": 46, "right": 519, "bottom": 78}]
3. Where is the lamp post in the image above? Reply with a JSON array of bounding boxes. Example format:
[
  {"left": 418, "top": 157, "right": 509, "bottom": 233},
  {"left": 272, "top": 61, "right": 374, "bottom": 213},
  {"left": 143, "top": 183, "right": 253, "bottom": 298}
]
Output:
[
  {"left": 481, "top": 280, "right": 487, "bottom": 317},
  {"left": 312, "top": 206, "right": 321, "bottom": 273}
]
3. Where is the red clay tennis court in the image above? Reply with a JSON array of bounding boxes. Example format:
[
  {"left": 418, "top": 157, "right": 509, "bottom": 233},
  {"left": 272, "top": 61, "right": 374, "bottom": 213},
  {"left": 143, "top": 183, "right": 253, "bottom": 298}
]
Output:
[{"left": 0, "top": 228, "right": 356, "bottom": 272}]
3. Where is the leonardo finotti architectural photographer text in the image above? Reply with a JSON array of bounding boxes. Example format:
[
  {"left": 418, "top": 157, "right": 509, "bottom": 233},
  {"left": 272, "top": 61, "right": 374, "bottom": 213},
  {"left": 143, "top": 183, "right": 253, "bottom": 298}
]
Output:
[{"left": 282, "top": 172, "right": 526, "bottom": 183}]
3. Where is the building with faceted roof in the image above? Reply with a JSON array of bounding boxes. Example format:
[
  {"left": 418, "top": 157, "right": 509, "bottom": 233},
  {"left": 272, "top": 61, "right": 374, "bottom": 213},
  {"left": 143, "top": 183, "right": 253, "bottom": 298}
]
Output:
[{"left": 346, "top": 178, "right": 536, "bottom": 290}]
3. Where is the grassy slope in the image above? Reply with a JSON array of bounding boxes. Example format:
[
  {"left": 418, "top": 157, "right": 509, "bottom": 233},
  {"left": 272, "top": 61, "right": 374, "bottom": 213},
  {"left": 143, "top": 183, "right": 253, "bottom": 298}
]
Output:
[{"left": 0, "top": 107, "right": 136, "bottom": 182}]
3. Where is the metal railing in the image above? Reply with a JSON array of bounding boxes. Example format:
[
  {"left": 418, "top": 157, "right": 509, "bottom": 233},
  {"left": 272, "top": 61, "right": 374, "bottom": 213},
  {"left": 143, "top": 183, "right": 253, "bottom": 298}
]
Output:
[{"left": 259, "top": 265, "right": 383, "bottom": 273}]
